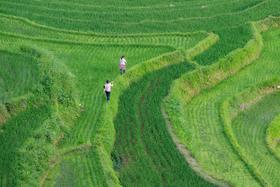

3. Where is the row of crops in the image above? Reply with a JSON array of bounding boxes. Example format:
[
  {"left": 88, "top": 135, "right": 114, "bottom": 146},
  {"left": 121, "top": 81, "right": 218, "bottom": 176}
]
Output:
[
  {"left": 0, "top": 0, "right": 280, "bottom": 186},
  {"left": 165, "top": 19, "right": 280, "bottom": 186},
  {"left": 112, "top": 57, "right": 214, "bottom": 187},
  {"left": 0, "top": 0, "right": 279, "bottom": 33},
  {"left": 0, "top": 10, "right": 210, "bottom": 186}
]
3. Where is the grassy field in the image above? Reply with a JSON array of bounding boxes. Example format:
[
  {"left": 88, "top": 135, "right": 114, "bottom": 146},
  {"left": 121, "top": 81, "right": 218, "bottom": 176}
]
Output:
[
  {"left": 112, "top": 61, "right": 215, "bottom": 187},
  {"left": 0, "top": 0, "right": 280, "bottom": 187},
  {"left": 0, "top": 10, "right": 208, "bottom": 186},
  {"left": 267, "top": 114, "right": 280, "bottom": 159},
  {"left": 165, "top": 23, "right": 280, "bottom": 186},
  {"left": 0, "top": 0, "right": 279, "bottom": 33},
  {"left": 0, "top": 33, "right": 186, "bottom": 186},
  {"left": 0, "top": 51, "right": 39, "bottom": 102},
  {"left": 232, "top": 93, "right": 280, "bottom": 186}
]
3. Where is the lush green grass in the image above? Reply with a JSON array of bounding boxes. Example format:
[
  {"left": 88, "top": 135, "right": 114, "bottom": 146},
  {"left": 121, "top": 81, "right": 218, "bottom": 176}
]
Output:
[
  {"left": 112, "top": 61, "right": 214, "bottom": 186},
  {"left": 267, "top": 114, "right": 280, "bottom": 158},
  {"left": 1, "top": 0, "right": 280, "bottom": 186},
  {"left": 0, "top": 106, "right": 51, "bottom": 186},
  {"left": 0, "top": 14, "right": 207, "bottom": 50},
  {"left": 0, "top": 0, "right": 279, "bottom": 33},
  {"left": 165, "top": 26, "right": 280, "bottom": 186},
  {"left": 48, "top": 45, "right": 176, "bottom": 187},
  {"left": 0, "top": 43, "right": 80, "bottom": 186},
  {"left": 0, "top": 38, "right": 173, "bottom": 186},
  {"left": 1, "top": 0, "right": 278, "bottom": 68},
  {"left": 0, "top": 50, "right": 40, "bottom": 135},
  {"left": 194, "top": 26, "right": 252, "bottom": 65},
  {"left": 0, "top": 17, "right": 206, "bottom": 186},
  {"left": 232, "top": 93, "right": 280, "bottom": 186},
  {"left": 51, "top": 38, "right": 207, "bottom": 186},
  {"left": 0, "top": 51, "right": 39, "bottom": 103}
]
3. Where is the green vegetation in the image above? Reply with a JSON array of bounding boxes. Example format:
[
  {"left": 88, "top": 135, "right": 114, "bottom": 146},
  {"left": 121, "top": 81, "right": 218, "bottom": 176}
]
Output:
[
  {"left": 0, "top": 10, "right": 208, "bottom": 186},
  {"left": 0, "top": 35, "right": 180, "bottom": 186},
  {"left": 0, "top": 47, "right": 80, "bottom": 186},
  {"left": 99, "top": 34, "right": 218, "bottom": 187},
  {"left": 47, "top": 44, "right": 177, "bottom": 187},
  {"left": 220, "top": 83, "right": 279, "bottom": 187},
  {"left": 231, "top": 93, "right": 280, "bottom": 186},
  {"left": 0, "top": 0, "right": 279, "bottom": 33},
  {"left": 0, "top": 106, "right": 51, "bottom": 186},
  {"left": 165, "top": 21, "right": 280, "bottom": 186},
  {"left": 1, "top": 0, "right": 280, "bottom": 186},
  {"left": 112, "top": 60, "right": 214, "bottom": 187},
  {"left": 0, "top": 51, "right": 39, "bottom": 101},
  {"left": 0, "top": 51, "right": 39, "bottom": 123},
  {"left": 267, "top": 115, "right": 280, "bottom": 159}
]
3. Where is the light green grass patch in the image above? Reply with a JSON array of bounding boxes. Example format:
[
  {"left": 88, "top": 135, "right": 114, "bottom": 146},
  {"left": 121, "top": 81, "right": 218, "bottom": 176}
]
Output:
[
  {"left": 164, "top": 21, "right": 280, "bottom": 186},
  {"left": 267, "top": 115, "right": 280, "bottom": 155}
]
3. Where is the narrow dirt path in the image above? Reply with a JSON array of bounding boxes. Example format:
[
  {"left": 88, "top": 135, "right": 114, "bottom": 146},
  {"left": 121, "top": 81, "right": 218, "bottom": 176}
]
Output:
[{"left": 161, "top": 107, "right": 230, "bottom": 187}]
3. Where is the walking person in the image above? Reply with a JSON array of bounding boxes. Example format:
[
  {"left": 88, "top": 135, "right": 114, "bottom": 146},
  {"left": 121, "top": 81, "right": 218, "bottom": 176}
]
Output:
[
  {"left": 104, "top": 80, "right": 113, "bottom": 102},
  {"left": 119, "top": 55, "right": 127, "bottom": 75}
]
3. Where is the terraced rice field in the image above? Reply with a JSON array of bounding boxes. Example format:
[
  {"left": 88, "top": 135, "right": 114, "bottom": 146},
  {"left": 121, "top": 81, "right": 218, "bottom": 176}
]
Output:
[
  {"left": 0, "top": 0, "right": 280, "bottom": 187},
  {"left": 233, "top": 93, "right": 280, "bottom": 186},
  {"left": 165, "top": 23, "right": 280, "bottom": 186},
  {"left": 112, "top": 62, "right": 215, "bottom": 187}
]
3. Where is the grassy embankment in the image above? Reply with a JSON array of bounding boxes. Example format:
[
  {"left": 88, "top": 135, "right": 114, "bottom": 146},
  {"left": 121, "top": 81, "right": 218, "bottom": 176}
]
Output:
[
  {"left": 165, "top": 18, "right": 280, "bottom": 186},
  {"left": 0, "top": 48, "right": 80, "bottom": 186},
  {"left": 0, "top": 12, "right": 210, "bottom": 186},
  {"left": 1, "top": 0, "right": 280, "bottom": 186}
]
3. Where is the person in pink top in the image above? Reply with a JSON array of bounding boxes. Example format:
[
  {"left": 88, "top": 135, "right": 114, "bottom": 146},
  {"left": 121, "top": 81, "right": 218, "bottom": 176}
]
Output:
[
  {"left": 104, "top": 80, "right": 113, "bottom": 102},
  {"left": 119, "top": 55, "right": 127, "bottom": 75}
]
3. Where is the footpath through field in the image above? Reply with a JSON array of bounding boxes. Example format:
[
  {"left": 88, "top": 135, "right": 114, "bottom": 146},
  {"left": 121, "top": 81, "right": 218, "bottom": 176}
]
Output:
[{"left": 0, "top": 0, "right": 280, "bottom": 186}]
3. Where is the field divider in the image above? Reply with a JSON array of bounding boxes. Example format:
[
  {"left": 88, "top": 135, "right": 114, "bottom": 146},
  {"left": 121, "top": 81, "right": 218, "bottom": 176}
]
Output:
[
  {"left": 92, "top": 32, "right": 218, "bottom": 187},
  {"left": 256, "top": 16, "right": 280, "bottom": 31},
  {"left": 0, "top": 31, "right": 177, "bottom": 50},
  {"left": 161, "top": 107, "right": 230, "bottom": 187},
  {"left": 0, "top": 0, "right": 241, "bottom": 15},
  {"left": 0, "top": 0, "right": 269, "bottom": 26},
  {"left": 165, "top": 21, "right": 263, "bottom": 106},
  {"left": 84, "top": 0, "right": 269, "bottom": 25},
  {"left": 0, "top": 13, "right": 207, "bottom": 37}
]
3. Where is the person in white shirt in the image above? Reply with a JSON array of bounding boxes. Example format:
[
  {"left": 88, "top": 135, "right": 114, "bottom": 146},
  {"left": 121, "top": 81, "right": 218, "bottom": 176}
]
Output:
[
  {"left": 119, "top": 55, "right": 127, "bottom": 75},
  {"left": 104, "top": 80, "right": 113, "bottom": 102}
]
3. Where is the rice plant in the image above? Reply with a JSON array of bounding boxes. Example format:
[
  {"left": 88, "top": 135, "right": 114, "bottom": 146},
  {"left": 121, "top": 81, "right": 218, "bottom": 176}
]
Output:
[{"left": 0, "top": 0, "right": 280, "bottom": 186}]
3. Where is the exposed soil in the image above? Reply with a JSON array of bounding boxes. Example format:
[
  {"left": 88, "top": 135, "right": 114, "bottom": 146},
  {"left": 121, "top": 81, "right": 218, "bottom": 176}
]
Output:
[{"left": 161, "top": 107, "right": 231, "bottom": 187}]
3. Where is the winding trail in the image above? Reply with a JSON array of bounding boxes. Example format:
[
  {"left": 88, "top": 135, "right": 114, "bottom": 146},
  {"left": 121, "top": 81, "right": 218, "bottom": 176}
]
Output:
[{"left": 162, "top": 108, "right": 230, "bottom": 187}]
